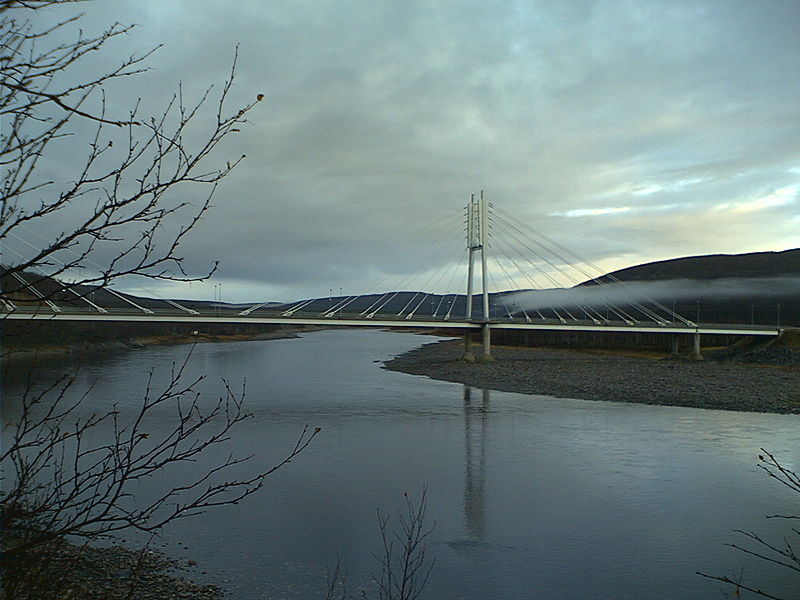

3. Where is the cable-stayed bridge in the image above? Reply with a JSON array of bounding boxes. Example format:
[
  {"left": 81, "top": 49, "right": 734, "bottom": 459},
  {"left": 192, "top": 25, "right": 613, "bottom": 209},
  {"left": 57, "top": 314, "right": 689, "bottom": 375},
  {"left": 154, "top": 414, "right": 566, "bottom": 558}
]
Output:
[{"left": 2, "top": 193, "right": 785, "bottom": 360}]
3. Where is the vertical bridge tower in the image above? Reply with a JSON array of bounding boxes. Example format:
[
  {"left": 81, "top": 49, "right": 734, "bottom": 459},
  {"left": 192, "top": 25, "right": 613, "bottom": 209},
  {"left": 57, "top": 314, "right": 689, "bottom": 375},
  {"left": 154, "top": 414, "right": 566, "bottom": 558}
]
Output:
[{"left": 464, "top": 191, "right": 493, "bottom": 362}]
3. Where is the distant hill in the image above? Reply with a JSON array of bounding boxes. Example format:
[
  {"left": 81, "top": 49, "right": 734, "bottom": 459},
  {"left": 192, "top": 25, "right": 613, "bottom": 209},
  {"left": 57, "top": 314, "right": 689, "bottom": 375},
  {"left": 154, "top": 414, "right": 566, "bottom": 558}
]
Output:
[
  {"left": 602, "top": 248, "right": 800, "bottom": 281},
  {"left": 589, "top": 249, "right": 799, "bottom": 327}
]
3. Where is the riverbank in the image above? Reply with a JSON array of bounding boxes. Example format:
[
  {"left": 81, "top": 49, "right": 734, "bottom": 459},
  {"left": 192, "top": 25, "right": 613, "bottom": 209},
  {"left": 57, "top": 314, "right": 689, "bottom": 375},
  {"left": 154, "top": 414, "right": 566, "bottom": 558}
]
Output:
[
  {"left": 0, "top": 328, "right": 312, "bottom": 361},
  {"left": 384, "top": 339, "right": 800, "bottom": 414},
  {"left": 4, "top": 538, "right": 222, "bottom": 600}
]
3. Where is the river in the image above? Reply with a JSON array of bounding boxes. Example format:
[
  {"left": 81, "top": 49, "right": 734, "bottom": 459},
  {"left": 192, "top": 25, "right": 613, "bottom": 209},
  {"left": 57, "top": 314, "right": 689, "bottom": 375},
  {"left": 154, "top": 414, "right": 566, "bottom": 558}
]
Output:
[{"left": 4, "top": 329, "right": 799, "bottom": 599}]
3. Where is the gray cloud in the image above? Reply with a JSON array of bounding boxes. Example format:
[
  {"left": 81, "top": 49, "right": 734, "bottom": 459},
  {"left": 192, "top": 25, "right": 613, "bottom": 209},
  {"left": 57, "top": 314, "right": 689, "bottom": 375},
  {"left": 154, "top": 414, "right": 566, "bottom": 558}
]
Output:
[{"left": 11, "top": 0, "right": 800, "bottom": 302}]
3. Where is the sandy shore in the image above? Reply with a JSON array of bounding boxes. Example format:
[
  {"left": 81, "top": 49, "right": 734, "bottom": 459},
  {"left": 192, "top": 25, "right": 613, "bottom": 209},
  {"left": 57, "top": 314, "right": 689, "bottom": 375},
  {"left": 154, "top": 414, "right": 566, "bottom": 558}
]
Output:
[{"left": 384, "top": 339, "right": 800, "bottom": 414}]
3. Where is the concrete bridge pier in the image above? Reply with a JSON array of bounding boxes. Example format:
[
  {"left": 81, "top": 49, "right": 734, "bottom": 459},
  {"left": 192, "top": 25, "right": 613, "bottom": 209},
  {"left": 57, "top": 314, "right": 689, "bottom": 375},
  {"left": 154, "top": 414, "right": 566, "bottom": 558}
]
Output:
[
  {"left": 478, "top": 324, "right": 493, "bottom": 362},
  {"left": 668, "top": 334, "right": 681, "bottom": 358},
  {"left": 463, "top": 331, "right": 475, "bottom": 362},
  {"left": 690, "top": 332, "right": 704, "bottom": 361}
]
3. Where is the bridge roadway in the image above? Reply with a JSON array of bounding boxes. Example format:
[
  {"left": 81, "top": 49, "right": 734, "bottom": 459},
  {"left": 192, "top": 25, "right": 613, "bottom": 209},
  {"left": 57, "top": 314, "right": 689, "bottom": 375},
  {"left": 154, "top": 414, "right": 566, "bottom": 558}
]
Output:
[{"left": 2, "top": 305, "right": 784, "bottom": 337}]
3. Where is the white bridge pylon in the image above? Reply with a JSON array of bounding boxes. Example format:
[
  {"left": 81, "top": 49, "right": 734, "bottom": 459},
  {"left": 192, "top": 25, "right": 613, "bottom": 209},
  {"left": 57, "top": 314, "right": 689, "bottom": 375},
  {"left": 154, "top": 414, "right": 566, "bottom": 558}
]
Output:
[{"left": 464, "top": 190, "right": 492, "bottom": 362}]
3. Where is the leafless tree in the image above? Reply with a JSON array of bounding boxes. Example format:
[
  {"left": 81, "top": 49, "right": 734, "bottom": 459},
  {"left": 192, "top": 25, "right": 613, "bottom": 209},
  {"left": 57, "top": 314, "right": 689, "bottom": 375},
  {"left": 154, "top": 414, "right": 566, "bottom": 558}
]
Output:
[
  {"left": 0, "top": 2, "right": 321, "bottom": 598},
  {"left": 1, "top": 0, "right": 261, "bottom": 302},
  {"left": 373, "top": 488, "right": 435, "bottom": 600},
  {"left": 322, "top": 490, "right": 434, "bottom": 600},
  {"left": 698, "top": 449, "right": 800, "bottom": 599},
  {"left": 1, "top": 348, "right": 319, "bottom": 597}
]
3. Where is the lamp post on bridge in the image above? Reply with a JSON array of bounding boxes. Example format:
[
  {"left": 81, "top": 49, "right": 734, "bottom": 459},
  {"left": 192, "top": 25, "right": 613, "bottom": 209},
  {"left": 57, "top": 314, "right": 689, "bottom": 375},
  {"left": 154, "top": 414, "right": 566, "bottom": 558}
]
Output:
[{"left": 214, "top": 283, "right": 222, "bottom": 317}]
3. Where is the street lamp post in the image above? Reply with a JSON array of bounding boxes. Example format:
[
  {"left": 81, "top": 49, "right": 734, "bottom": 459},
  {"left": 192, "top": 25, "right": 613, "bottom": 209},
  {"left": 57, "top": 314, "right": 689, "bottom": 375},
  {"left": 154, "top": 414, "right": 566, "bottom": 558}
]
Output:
[{"left": 213, "top": 283, "right": 222, "bottom": 317}]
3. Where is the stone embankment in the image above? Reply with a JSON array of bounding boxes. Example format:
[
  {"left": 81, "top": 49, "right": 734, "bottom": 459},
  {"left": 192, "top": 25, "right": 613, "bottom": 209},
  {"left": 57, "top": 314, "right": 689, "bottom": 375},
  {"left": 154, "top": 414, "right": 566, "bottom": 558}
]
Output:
[{"left": 384, "top": 339, "right": 800, "bottom": 414}]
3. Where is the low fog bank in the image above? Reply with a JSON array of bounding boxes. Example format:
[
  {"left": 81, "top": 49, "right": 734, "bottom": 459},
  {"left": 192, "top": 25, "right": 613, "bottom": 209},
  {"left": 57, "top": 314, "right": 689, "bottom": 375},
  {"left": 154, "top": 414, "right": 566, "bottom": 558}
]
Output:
[
  {"left": 503, "top": 276, "right": 800, "bottom": 326},
  {"left": 505, "top": 277, "right": 800, "bottom": 311}
]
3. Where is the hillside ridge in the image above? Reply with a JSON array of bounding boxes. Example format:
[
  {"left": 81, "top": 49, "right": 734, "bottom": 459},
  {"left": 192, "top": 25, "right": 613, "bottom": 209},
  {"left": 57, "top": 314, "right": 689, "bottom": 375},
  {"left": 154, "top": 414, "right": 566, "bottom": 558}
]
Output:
[{"left": 603, "top": 248, "right": 800, "bottom": 282}]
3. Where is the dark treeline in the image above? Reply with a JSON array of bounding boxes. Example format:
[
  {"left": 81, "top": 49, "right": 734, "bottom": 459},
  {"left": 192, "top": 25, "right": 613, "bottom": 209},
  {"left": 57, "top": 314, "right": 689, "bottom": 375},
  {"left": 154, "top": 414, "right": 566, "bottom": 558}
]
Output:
[{"left": 1, "top": 320, "right": 290, "bottom": 355}]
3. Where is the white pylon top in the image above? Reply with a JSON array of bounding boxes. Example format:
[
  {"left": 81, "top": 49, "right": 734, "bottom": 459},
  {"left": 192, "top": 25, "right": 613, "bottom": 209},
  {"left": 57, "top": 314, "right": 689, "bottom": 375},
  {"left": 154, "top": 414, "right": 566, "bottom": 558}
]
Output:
[{"left": 467, "top": 190, "right": 487, "bottom": 250}]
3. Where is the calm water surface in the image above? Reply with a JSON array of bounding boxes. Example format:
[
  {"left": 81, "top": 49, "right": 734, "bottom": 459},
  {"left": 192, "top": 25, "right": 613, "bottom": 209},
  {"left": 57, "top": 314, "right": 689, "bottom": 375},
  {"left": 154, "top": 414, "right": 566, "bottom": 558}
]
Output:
[{"left": 5, "top": 329, "right": 799, "bottom": 599}]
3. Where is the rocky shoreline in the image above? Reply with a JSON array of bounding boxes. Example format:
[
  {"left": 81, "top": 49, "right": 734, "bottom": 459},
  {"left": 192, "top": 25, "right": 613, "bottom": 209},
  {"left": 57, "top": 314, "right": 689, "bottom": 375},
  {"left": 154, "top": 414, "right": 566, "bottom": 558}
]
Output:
[
  {"left": 5, "top": 538, "right": 222, "bottom": 600},
  {"left": 384, "top": 339, "right": 800, "bottom": 414}
]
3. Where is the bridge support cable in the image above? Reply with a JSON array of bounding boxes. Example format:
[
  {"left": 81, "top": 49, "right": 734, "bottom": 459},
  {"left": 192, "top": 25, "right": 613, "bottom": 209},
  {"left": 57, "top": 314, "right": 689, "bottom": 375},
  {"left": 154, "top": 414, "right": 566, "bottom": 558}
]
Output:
[
  {"left": 282, "top": 298, "right": 318, "bottom": 316},
  {"left": 432, "top": 258, "right": 464, "bottom": 318},
  {"left": 357, "top": 275, "right": 448, "bottom": 318},
  {"left": 401, "top": 241, "right": 468, "bottom": 319},
  {"left": 161, "top": 299, "right": 199, "bottom": 315},
  {"left": 2, "top": 244, "right": 69, "bottom": 311},
  {"left": 491, "top": 205, "right": 693, "bottom": 326},
  {"left": 323, "top": 268, "right": 459, "bottom": 318},
  {"left": 405, "top": 293, "right": 438, "bottom": 320},
  {"left": 396, "top": 291, "right": 423, "bottom": 318},
  {"left": 6, "top": 228, "right": 200, "bottom": 315},
  {"left": 489, "top": 233, "right": 531, "bottom": 323},
  {"left": 489, "top": 210, "right": 677, "bottom": 326},
  {"left": 239, "top": 300, "right": 274, "bottom": 316},
  {"left": 485, "top": 270, "right": 514, "bottom": 320},
  {"left": 323, "top": 296, "right": 359, "bottom": 318},
  {"left": 482, "top": 235, "right": 526, "bottom": 321},
  {"left": 359, "top": 217, "right": 467, "bottom": 319},
  {"left": 434, "top": 257, "right": 466, "bottom": 319},
  {"left": 360, "top": 291, "right": 400, "bottom": 318},
  {"left": 490, "top": 211, "right": 581, "bottom": 288},
  {"left": 488, "top": 255, "right": 532, "bottom": 321},
  {"left": 437, "top": 268, "right": 468, "bottom": 321},
  {"left": 366, "top": 291, "right": 408, "bottom": 318},
  {"left": 491, "top": 212, "right": 629, "bottom": 324},
  {"left": 487, "top": 215, "right": 577, "bottom": 324},
  {"left": 344, "top": 206, "right": 466, "bottom": 319},
  {"left": 65, "top": 285, "right": 108, "bottom": 313},
  {"left": 7, "top": 271, "right": 61, "bottom": 312},
  {"left": 491, "top": 221, "right": 612, "bottom": 323},
  {"left": 486, "top": 226, "right": 575, "bottom": 322},
  {"left": 103, "top": 288, "right": 155, "bottom": 314},
  {"left": 432, "top": 292, "right": 452, "bottom": 319},
  {"left": 443, "top": 293, "right": 460, "bottom": 320}
]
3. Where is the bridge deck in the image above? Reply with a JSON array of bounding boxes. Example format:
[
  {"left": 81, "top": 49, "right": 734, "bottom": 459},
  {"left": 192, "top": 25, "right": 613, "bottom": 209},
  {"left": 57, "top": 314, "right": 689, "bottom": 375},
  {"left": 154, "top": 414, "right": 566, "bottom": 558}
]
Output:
[{"left": 2, "top": 307, "right": 783, "bottom": 337}]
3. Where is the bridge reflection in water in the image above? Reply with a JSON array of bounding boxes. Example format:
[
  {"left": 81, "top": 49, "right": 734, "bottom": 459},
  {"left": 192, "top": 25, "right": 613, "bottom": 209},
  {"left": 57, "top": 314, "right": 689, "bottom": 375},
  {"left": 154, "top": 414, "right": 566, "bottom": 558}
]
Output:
[{"left": 463, "top": 385, "right": 490, "bottom": 543}]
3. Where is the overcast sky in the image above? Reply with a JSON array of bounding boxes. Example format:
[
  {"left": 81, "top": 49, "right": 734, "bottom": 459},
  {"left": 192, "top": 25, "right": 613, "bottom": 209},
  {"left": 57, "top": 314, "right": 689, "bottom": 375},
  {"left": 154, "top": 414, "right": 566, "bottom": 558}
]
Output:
[{"left": 16, "top": 0, "right": 800, "bottom": 302}]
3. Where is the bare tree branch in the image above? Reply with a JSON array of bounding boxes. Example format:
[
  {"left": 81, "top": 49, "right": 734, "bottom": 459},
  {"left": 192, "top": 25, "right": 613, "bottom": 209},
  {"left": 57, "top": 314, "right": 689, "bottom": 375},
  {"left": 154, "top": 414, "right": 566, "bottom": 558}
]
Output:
[
  {"left": 698, "top": 449, "right": 800, "bottom": 600},
  {"left": 373, "top": 487, "right": 435, "bottom": 600},
  {"left": 0, "top": 6, "right": 317, "bottom": 600},
  {"left": 0, "top": 1, "right": 264, "bottom": 303},
  {"left": 1, "top": 346, "right": 321, "bottom": 563}
]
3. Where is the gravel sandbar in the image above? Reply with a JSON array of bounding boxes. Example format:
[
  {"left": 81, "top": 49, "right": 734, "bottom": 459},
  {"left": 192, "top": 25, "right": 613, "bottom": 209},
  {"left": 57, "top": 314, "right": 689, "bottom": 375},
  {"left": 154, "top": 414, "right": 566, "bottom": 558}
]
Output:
[{"left": 384, "top": 339, "right": 800, "bottom": 414}]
